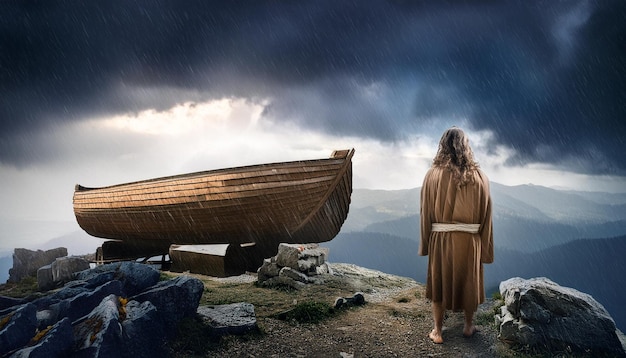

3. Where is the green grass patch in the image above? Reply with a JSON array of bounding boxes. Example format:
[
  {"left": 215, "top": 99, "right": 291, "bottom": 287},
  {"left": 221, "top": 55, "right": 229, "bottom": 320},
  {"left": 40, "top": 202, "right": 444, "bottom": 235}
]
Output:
[
  {"left": 396, "top": 296, "right": 411, "bottom": 303},
  {"left": 159, "top": 272, "right": 175, "bottom": 281},
  {"left": 0, "top": 276, "right": 39, "bottom": 298},
  {"left": 476, "top": 297, "right": 505, "bottom": 327},
  {"left": 168, "top": 316, "right": 222, "bottom": 356},
  {"left": 414, "top": 290, "right": 422, "bottom": 299},
  {"left": 475, "top": 310, "right": 495, "bottom": 327}
]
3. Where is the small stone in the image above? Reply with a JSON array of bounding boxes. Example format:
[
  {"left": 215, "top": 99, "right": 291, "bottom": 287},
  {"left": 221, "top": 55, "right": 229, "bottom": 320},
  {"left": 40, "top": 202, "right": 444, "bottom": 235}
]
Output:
[
  {"left": 334, "top": 292, "right": 366, "bottom": 310},
  {"left": 198, "top": 303, "right": 258, "bottom": 336},
  {"left": 334, "top": 297, "right": 346, "bottom": 309},
  {"left": 257, "top": 259, "right": 280, "bottom": 283},
  {"left": 279, "top": 267, "right": 309, "bottom": 284},
  {"left": 314, "top": 263, "right": 330, "bottom": 276},
  {"left": 274, "top": 244, "right": 302, "bottom": 270},
  {"left": 349, "top": 292, "right": 365, "bottom": 306}
]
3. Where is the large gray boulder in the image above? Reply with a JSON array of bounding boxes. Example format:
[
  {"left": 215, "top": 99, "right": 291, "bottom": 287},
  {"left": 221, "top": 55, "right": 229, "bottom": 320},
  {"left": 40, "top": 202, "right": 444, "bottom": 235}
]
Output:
[
  {"left": 497, "top": 277, "right": 625, "bottom": 357},
  {"left": 36, "top": 256, "right": 90, "bottom": 292},
  {"left": 197, "top": 303, "right": 258, "bottom": 336},
  {"left": 52, "top": 257, "right": 91, "bottom": 286},
  {"left": 131, "top": 275, "right": 204, "bottom": 329},
  {"left": 120, "top": 300, "right": 167, "bottom": 358},
  {"left": 8, "top": 248, "right": 67, "bottom": 283}
]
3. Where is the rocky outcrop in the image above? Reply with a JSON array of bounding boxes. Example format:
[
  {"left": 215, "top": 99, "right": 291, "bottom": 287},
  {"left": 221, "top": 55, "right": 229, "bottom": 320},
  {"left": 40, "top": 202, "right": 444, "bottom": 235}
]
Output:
[
  {"left": 75, "top": 261, "right": 161, "bottom": 297},
  {"left": 11, "top": 317, "right": 73, "bottom": 358},
  {"left": 8, "top": 248, "right": 67, "bottom": 283},
  {"left": 0, "top": 262, "right": 205, "bottom": 357},
  {"left": 0, "top": 303, "right": 37, "bottom": 353},
  {"left": 121, "top": 300, "right": 166, "bottom": 357},
  {"left": 257, "top": 243, "right": 331, "bottom": 289},
  {"left": 131, "top": 275, "right": 204, "bottom": 329},
  {"left": 496, "top": 277, "right": 626, "bottom": 357},
  {"left": 72, "top": 294, "right": 125, "bottom": 357},
  {"left": 37, "top": 256, "right": 91, "bottom": 291}
]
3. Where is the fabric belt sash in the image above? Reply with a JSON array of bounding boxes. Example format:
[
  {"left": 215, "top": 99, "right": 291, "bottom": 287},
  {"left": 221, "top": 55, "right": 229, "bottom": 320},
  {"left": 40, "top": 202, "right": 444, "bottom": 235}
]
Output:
[{"left": 431, "top": 223, "right": 480, "bottom": 234}]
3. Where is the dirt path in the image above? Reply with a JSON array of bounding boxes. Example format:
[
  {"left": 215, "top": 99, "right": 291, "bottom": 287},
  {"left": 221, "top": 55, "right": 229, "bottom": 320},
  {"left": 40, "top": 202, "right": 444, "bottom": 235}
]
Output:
[{"left": 206, "top": 286, "right": 500, "bottom": 358}]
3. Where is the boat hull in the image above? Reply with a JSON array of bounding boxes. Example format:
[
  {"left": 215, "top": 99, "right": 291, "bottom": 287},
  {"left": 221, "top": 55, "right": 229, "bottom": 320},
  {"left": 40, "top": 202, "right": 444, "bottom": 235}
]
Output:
[{"left": 73, "top": 149, "right": 354, "bottom": 252}]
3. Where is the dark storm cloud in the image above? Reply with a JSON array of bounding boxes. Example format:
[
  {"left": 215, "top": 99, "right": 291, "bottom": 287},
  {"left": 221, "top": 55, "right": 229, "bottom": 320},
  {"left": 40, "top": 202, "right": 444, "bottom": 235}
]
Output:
[{"left": 0, "top": 0, "right": 624, "bottom": 174}]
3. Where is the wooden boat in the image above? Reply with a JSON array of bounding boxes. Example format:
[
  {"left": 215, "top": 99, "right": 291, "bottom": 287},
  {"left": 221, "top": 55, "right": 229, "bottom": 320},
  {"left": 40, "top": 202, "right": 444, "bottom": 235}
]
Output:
[{"left": 73, "top": 149, "right": 354, "bottom": 259}]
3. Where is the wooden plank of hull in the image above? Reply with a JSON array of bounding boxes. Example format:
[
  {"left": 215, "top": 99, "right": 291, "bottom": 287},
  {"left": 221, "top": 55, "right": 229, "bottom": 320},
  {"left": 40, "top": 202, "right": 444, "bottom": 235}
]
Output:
[
  {"left": 72, "top": 165, "right": 344, "bottom": 201},
  {"left": 73, "top": 149, "right": 354, "bottom": 248},
  {"left": 73, "top": 175, "right": 336, "bottom": 209}
]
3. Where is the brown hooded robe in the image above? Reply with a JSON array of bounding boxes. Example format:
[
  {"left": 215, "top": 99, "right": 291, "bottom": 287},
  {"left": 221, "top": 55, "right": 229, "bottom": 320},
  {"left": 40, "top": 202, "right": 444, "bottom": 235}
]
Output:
[{"left": 419, "top": 166, "right": 493, "bottom": 312}]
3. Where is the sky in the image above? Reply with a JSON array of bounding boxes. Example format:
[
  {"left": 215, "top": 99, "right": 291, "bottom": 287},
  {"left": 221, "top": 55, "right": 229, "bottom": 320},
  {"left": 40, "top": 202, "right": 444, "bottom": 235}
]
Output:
[{"left": 0, "top": 1, "right": 625, "bottom": 253}]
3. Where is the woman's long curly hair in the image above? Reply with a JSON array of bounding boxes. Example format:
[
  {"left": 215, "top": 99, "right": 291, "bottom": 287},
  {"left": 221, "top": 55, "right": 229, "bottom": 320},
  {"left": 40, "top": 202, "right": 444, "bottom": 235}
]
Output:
[{"left": 432, "top": 127, "right": 479, "bottom": 186}]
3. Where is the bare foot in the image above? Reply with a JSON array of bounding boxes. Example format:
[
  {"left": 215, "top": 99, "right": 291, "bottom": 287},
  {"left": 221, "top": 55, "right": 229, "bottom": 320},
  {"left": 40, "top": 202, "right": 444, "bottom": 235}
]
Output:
[
  {"left": 429, "top": 329, "right": 443, "bottom": 344},
  {"left": 463, "top": 325, "right": 479, "bottom": 338}
]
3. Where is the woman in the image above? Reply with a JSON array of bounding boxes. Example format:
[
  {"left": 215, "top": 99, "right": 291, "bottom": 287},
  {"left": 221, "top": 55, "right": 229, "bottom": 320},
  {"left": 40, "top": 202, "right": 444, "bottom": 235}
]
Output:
[{"left": 419, "top": 127, "right": 494, "bottom": 344}]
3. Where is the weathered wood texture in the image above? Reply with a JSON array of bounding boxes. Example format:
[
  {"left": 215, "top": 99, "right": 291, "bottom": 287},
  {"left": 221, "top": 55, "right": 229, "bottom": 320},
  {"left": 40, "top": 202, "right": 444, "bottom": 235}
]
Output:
[
  {"left": 168, "top": 243, "right": 278, "bottom": 277},
  {"left": 73, "top": 149, "right": 354, "bottom": 251}
]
